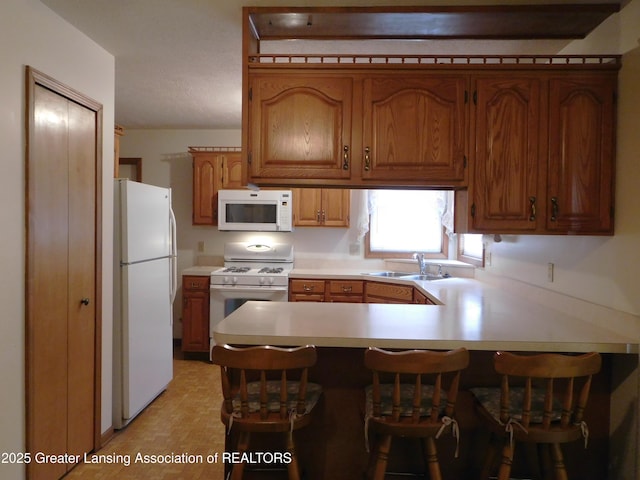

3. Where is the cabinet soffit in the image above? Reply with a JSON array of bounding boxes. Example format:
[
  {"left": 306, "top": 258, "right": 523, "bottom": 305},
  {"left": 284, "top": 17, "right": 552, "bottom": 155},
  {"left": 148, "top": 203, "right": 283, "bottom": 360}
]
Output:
[{"left": 246, "top": 4, "right": 620, "bottom": 41}]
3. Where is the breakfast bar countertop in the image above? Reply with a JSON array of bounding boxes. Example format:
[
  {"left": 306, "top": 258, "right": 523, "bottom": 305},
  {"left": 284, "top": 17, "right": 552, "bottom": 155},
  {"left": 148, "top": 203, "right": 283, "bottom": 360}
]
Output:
[{"left": 213, "top": 276, "right": 640, "bottom": 354}]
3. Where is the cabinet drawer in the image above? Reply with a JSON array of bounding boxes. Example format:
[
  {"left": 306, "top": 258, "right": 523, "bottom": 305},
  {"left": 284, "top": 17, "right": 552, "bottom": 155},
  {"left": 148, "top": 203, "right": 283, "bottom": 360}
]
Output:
[
  {"left": 365, "top": 281, "right": 413, "bottom": 302},
  {"left": 289, "top": 279, "right": 326, "bottom": 295},
  {"left": 328, "top": 280, "right": 363, "bottom": 295},
  {"left": 183, "top": 275, "right": 210, "bottom": 291},
  {"left": 182, "top": 275, "right": 209, "bottom": 291}
]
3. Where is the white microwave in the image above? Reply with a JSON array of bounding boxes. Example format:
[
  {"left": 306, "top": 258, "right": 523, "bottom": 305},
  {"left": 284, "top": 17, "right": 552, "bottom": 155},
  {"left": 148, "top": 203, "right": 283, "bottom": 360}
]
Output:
[{"left": 217, "top": 189, "right": 293, "bottom": 232}]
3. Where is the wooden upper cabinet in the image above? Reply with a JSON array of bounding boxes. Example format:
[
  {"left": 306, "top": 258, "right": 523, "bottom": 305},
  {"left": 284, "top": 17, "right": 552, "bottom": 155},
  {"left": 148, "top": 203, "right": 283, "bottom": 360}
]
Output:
[
  {"left": 190, "top": 147, "right": 243, "bottom": 225},
  {"left": 192, "top": 154, "right": 217, "bottom": 225},
  {"left": 362, "top": 75, "right": 467, "bottom": 185},
  {"left": 546, "top": 74, "right": 616, "bottom": 234},
  {"left": 293, "top": 188, "right": 350, "bottom": 227},
  {"left": 469, "top": 75, "right": 541, "bottom": 232},
  {"left": 248, "top": 75, "right": 353, "bottom": 181}
]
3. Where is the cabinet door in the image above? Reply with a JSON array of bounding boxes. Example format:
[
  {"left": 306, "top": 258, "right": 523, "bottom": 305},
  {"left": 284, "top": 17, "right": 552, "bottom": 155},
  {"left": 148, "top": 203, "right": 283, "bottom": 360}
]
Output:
[
  {"left": 192, "top": 155, "right": 217, "bottom": 225},
  {"left": 547, "top": 75, "right": 616, "bottom": 234},
  {"left": 293, "top": 188, "right": 324, "bottom": 226},
  {"left": 362, "top": 75, "right": 467, "bottom": 184},
  {"left": 182, "top": 276, "right": 210, "bottom": 353},
  {"left": 293, "top": 188, "right": 350, "bottom": 227},
  {"left": 364, "top": 281, "right": 414, "bottom": 303},
  {"left": 470, "top": 76, "right": 541, "bottom": 232},
  {"left": 321, "top": 189, "right": 350, "bottom": 227},
  {"left": 249, "top": 75, "right": 353, "bottom": 180},
  {"left": 221, "top": 152, "right": 243, "bottom": 189}
]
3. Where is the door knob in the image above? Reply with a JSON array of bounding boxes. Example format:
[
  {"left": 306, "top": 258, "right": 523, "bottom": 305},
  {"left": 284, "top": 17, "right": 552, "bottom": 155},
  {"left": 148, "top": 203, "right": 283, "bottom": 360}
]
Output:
[{"left": 80, "top": 298, "right": 90, "bottom": 306}]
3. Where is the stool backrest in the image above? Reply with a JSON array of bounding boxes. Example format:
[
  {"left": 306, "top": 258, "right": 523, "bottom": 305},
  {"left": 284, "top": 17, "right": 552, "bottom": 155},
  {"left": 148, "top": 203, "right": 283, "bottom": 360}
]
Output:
[
  {"left": 365, "top": 347, "right": 469, "bottom": 422},
  {"left": 212, "top": 344, "right": 317, "bottom": 421},
  {"left": 493, "top": 351, "right": 601, "bottom": 431}
]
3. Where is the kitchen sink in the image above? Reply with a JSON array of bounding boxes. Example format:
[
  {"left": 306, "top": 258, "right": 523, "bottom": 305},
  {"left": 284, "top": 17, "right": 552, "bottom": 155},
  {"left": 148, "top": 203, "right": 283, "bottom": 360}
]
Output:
[
  {"left": 399, "top": 273, "right": 449, "bottom": 281},
  {"left": 364, "top": 271, "right": 413, "bottom": 278}
]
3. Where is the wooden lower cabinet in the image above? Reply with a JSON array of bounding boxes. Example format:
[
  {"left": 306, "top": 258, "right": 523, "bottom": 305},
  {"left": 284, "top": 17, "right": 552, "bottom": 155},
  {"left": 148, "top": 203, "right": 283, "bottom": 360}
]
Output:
[
  {"left": 290, "top": 278, "right": 436, "bottom": 304},
  {"left": 181, "top": 275, "right": 210, "bottom": 352},
  {"left": 414, "top": 289, "right": 436, "bottom": 305},
  {"left": 289, "top": 279, "right": 326, "bottom": 302},
  {"left": 364, "top": 281, "right": 414, "bottom": 304},
  {"left": 326, "top": 280, "right": 364, "bottom": 302}
]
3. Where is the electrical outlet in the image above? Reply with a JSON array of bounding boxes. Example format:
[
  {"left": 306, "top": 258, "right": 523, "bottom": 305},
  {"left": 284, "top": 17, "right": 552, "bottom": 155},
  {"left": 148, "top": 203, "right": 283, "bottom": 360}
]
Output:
[
  {"left": 197, "top": 241, "right": 205, "bottom": 253},
  {"left": 547, "top": 263, "right": 554, "bottom": 282}
]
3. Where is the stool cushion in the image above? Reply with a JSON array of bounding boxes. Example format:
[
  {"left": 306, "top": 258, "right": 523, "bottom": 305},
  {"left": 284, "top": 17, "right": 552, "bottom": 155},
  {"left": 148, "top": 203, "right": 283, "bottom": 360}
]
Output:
[
  {"left": 365, "top": 383, "right": 447, "bottom": 417},
  {"left": 232, "top": 380, "right": 322, "bottom": 415},
  {"left": 470, "top": 387, "right": 562, "bottom": 424}
]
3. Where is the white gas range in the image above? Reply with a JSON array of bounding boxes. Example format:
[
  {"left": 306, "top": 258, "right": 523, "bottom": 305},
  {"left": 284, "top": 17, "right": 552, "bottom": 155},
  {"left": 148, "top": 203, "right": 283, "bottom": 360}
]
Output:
[{"left": 209, "top": 242, "right": 293, "bottom": 350}]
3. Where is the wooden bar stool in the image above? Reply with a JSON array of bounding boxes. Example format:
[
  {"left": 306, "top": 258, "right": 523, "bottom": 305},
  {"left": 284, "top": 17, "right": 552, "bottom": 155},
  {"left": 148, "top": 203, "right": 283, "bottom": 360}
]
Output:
[
  {"left": 363, "top": 347, "right": 470, "bottom": 480},
  {"left": 470, "top": 351, "right": 602, "bottom": 480},
  {"left": 211, "top": 344, "right": 322, "bottom": 480}
]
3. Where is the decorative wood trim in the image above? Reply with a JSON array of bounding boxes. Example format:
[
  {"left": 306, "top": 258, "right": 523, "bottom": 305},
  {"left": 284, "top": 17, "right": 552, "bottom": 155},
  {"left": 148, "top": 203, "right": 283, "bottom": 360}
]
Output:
[
  {"left": 188, "top": 146, "right": 242, "bottom": 153},
  {"left": 249, "top": 54, "right": 622, "bottom": 69}
]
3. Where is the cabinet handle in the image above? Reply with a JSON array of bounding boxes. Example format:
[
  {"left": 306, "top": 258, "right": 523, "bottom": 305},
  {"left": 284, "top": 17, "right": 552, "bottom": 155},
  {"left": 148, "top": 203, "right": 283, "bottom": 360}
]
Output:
[
  {"left": 80, "top": 298, "right": 90, "bottom": 306},
  {"left": 341, "top": 286, "right": 352, "bottom": 293},
  {"left": 364, "top": 147, "right": 371, "bottom": 171},
  {"left": 303, "top": 284, "right": 315, "bottom": 292},
  {"left": 343, "top": 145, "right": 349, "bottom": 170},
  {"left": 529, "top": 196, "right": 536, "bottom": 221},
  {"left": 316, "top": 210, "right": 321, "bottom": 223},
  {"left": 321, "top": 210, "right": 326, "bottom": 223},
  {"left": 551, "top": 197, "right": 559, "bottom": 222}
]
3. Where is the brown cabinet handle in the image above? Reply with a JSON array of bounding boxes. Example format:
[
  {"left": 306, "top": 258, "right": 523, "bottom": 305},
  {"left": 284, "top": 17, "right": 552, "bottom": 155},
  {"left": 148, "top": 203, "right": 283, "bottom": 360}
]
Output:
[
  {"left": 551, "top": 197, "right": 559, "bottom": 221},
  {"left": 343, "top": 145, "right": 349, "bottom": 170},
  {"left": 364, "top": 147, "right": 371, "bottom": 171},
  {"left": 341, "top": 286, "right": 353, "bottom": 293},
  {"left": 529, "top": 196, "right": 536, "bottom": 221},
  {"left": 303, "top": 284, "right": 315, "bottom": 292}
]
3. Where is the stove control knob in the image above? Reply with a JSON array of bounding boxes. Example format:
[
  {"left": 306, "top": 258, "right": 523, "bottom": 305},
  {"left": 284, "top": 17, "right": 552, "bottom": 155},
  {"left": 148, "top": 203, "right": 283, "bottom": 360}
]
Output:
[
  {"left": 259, "top": 277, "right": 266, "bottom": 285},
  {"left": 268, "top": 277, "right": 275, "bottom": 285},
  {"left": 223, "top": 276, "right": 230, "bottom": 284},
  {"left": 232, "top": 276, "right": 238, "bottom": 285}
]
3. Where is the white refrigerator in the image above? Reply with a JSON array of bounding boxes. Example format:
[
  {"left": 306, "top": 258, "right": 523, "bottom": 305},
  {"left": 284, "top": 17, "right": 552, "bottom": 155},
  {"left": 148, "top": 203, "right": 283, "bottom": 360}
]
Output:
[{"left": 113, "top": 179, "right": 177, "bottom": 429}]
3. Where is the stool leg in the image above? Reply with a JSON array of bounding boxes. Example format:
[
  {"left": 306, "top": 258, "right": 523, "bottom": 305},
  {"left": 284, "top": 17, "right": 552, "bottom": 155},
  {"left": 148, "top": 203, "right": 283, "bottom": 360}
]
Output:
[
  {"left": 550, "top": 443, "right": 568, "bottom": 480},
  {"left": 424, "top": 437, "right": 442, "bottom": 480},
  {"left": 231, "top": 431, "right": 250, "bottom": 480},
  {"left": 371, "top": 434, "right": 392, "bottom": 480},
  {"left": 497, "top": 440, "right": 514, "bottom": 480},
  {"left": 479, "top": 433, "right": 500, "bottom": 479},
  {"left": 537, "top": 443, "right": 553, "bottom": 480},
  {"left": 285, "top": 431, "right": 301, "bottom": 480}
]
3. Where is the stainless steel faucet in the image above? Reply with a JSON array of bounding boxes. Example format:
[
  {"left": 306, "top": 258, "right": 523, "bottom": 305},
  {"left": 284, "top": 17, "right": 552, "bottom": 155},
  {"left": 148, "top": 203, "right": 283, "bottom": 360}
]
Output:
[{"left": 413, "top": 252, "right": 427, "bottom": 274}]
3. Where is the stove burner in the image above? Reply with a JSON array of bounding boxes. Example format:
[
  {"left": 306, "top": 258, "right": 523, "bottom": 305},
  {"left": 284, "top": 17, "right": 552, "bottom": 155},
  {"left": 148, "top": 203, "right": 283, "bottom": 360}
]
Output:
[
  {"left": 258, "top": 267, "right": 284, "bottom": 274},
  {"left": 222, "top": 266, "right": 251, "bottom": 273}
]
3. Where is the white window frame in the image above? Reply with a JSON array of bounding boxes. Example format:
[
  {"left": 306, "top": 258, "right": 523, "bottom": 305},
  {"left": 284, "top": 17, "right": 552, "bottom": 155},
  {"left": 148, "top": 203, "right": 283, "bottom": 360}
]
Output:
[{"left": 365, "top": 190, "right": 449, "bottom": 259}]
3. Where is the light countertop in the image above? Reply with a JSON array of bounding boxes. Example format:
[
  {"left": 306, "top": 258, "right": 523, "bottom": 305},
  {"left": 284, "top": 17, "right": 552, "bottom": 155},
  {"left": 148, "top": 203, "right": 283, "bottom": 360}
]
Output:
[{"left": 214, "top": 274, "right": 640, "bottom": 354}]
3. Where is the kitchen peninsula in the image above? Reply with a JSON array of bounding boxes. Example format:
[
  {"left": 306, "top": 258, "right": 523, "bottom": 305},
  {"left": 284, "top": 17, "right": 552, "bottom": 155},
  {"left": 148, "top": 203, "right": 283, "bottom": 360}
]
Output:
[{"left": 213, "top": 275, "right": 640, "bottom": 479}]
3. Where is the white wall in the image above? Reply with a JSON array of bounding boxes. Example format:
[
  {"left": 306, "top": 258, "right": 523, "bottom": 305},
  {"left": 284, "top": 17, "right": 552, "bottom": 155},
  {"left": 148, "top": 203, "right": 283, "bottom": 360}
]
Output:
[{"left": 0, "top": 1, "right": 115, "bottom": 476}]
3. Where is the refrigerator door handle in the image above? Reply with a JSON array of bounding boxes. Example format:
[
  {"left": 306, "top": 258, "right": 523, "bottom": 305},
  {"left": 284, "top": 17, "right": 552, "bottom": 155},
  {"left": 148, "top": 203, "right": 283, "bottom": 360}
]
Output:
[{"left": 169, "top": 205, "right": 178, "bottom": 308}]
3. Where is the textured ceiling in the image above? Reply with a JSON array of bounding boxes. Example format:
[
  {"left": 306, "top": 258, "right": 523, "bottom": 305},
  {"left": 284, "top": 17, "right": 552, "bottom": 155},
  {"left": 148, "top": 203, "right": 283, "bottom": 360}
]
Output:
[{"left": 40, "top": 0, "right": 620, "bottom": 129}]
